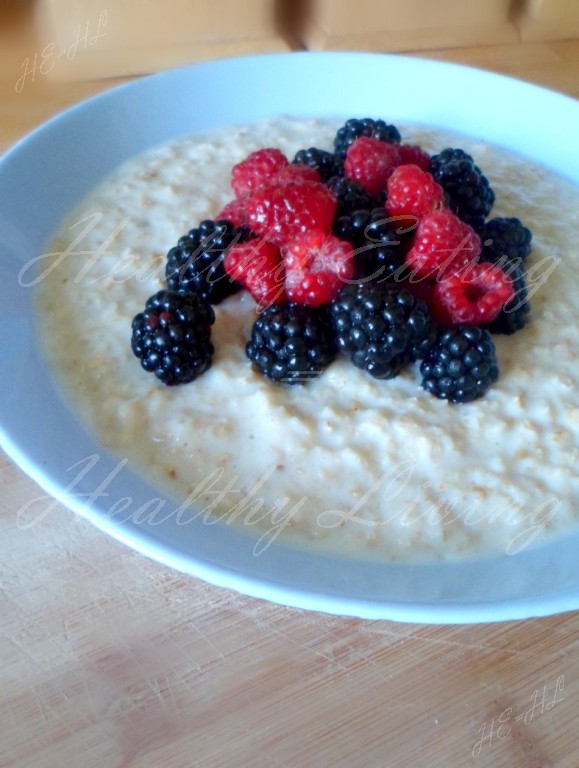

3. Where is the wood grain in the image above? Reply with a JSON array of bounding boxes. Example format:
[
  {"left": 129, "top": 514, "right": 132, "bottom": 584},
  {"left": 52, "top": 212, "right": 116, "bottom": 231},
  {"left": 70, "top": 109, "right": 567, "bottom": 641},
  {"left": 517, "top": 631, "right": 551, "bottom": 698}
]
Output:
[{"left": 2, "top": 8, "right": 579, "bottom": 767}]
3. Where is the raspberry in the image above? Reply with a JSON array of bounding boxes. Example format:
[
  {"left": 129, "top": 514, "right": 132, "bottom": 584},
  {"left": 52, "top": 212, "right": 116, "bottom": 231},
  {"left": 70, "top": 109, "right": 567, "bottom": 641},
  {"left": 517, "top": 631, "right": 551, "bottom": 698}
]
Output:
[
  {"left": 334, "top": 118, "right": 401, "bottom": 162},
  {"left": 246, "top": 303, "right": 336, "bottom": 384},
  {"left": 216, "top": 196, "right": 249, "bottom": 228},
  {"left": 245, "top": 180, "right": 337, "bottom": 247},
  {"left": 274, "top": 163, "right": 321, "bottom": 185},
  {"left": 396, "top": 144, "right": 431, "bottom": 171},
  {"left": 344, "top": 137, "right": 401, "bottom": 198},
  {"left": 431, "top": 262, "right": 515, "bottom": 326},
  {"left": 224, "top": 239, "right": 286, "bottom": 309},
  {"left": 231, "top": 148, "right": 289, "bottom": 197},
  {"left": 385, "top": 164, "right": 445, "bottom": 220},
  {"left": 282, "top": 229, "right": 354, "bottom": 306},
  {"left": 219, "top": 163, "right": 322, "bottom": 228},
  {"left": 420, "top": 326, "right": 499, "bottom": 403},
  {"left": 131, "top": 290, "right": 215, "bottom": 385},
  {"left": 406, "top": 210, "right": 482, "bottom": 280}
]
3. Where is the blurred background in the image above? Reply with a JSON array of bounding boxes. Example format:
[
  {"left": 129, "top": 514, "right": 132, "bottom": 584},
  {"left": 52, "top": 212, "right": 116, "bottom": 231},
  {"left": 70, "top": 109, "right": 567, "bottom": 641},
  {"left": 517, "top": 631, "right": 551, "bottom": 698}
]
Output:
[
  {"left": 0, "top": 0, "right": 578, "bottom": 154},
  {"left": 1, "top": 0, "right": 578, "bottom": 83}
]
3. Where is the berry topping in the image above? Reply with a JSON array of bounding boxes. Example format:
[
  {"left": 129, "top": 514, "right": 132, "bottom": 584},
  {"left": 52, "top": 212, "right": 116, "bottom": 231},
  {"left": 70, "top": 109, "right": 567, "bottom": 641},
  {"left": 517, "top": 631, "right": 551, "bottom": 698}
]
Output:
[
  {"left": 420, "top": 326, "right": 499, "bottom": 403},
  {"left": 245, "top": 180, "right": 337, "bottom": 247},
  {"left": 385, "top": 164, "right": 446, "bottom": 220},
  {"left": 334, "top": 118, "right": 401, "bottom": 162},
  {"left": 481, "top": 217, "right": 533, "bottom": 265},
  {"left": 216, "top": 196, "right": 249, "bottom": 228},
  {"left": 231, "top": 148, "right": 288, "bottom": 197},
  {"left": 131, "top": 290, "right": 215, "bottom": 385},
  {"left": 293, "top": 147, "right": 343, "bottom": 182},
  {"left": 406, "top": 210, "right": 482, "bottom": 280},
  {"left": 165, "top": 219, "right": 247, "bottom": 304},
  {"left": 135, "top": 124, "right": 532, "bottom": 400},
  {"left": 344, "top": 137, "right": 401, "bottom": 198},
  {"left": 282, "top": 229, "right": 355, "bottom": 307},
  {"left": 431, "top": 262, "right": 515, "bottom": 326},
  {"left": 330, "top": 283, "right": 435, "bottom": 378},
  {"left": 246, "top": 303, "right": 336, "bottom": 384},
  {"left": 430, "top": 148, "right": 495, "bottom": 232},
  {"left": 274, "top": 163, "right": 321, "bottom": 185},
  {"left": 223, "top": 238, "right": 286, "bottom": 309}
]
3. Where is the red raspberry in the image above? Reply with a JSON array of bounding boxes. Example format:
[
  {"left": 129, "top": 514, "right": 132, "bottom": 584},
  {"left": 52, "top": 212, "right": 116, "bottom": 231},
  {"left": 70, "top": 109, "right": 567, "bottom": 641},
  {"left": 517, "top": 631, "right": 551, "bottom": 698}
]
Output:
[
  {"left": 274, "top": 163, "right": 321, "bottom": 185},
  {"left": 431, "top": 262, "right": 515, "bottom": 326},
  {"left": 282, "top": 229, "right": 354, "bottom": 306},
  {"left": 231, "top": 148, "right": 288, "bottom": 198},
  {"left": 396, "top": 144, "right": 431, "bottom": 171},
  {"left": 223, "top": 239, "right": 286, "bottom": 309},
  {"left": 245, "top": 181, "right": 337, "bottom": 247},
  {"left": 216, "top": 195, "right": 249, "bottom": 228},
  {"left": 406, "top": 210, "right": 482, "bottom": 280},
  {"left": 344, "top": 137, "right": 401, "bottom": 197},
  {"left": 386, "top": 164, "right": 445, "bottom": 220}
]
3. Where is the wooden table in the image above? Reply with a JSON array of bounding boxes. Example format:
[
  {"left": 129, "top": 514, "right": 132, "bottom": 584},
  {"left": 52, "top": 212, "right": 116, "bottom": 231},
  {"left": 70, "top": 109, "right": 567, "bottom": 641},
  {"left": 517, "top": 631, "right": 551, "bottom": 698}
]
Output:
[{"left": 2, "top": 8, "right": 579, "bottom": 765}]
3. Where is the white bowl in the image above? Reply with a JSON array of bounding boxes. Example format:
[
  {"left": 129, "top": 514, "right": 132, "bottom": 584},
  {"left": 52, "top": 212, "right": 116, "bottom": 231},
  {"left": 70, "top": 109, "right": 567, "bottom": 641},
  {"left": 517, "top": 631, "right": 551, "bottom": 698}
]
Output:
[{"left": 2, "top": 52, "right": 579, "bottom": 624}]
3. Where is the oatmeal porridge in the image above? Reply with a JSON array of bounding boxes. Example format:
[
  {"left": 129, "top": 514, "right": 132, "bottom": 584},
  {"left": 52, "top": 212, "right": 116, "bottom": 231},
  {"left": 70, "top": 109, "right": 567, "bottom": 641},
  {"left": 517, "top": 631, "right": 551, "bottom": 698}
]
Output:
[{"left": 34, "top": 118, "right": 579, "bottom": 561}]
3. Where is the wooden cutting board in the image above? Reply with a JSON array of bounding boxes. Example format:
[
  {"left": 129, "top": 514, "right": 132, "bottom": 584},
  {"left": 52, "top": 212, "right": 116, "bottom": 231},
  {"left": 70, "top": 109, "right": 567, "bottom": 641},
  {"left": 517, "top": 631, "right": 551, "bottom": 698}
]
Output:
[{"left": 2, "top": 8, "right": 579, "bottom": 766}]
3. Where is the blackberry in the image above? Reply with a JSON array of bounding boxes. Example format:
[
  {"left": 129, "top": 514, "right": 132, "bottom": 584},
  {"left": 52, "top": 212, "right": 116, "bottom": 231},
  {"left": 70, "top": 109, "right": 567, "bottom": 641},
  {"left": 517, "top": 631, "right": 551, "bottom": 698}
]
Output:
[
  {"left": 333, "top": 207, "right": 413, "bottom": 283},
  {"left": 293, "top": 147, "right": 343, "bottom": 182},
  {"left": 246, "top": 303, "right": 336, "bottom": 385},
  {"left": 333, "top": 208, "right": 373, "bottom": 245},
  {"left": 420, "top": 326, "right": 499, "bottom": 403},
  {"left": 430, "top": 148, "right": 495, "bottom": 232},
  {"left": 327, "top": 176, "right": 375, "bottom": 218},
  {"left": 479, "top": 221, "right": 532, "bottom": 335},
  {"left": 486, "top": 261, "right": 530, "bottom": 335},
  {"left": 131, "top": 290, "right": 215, "bottom": 385},
  {"left": 330, "top": 283, "right": 434, "bottom": 379},
  {"left": 481, "top": 217, "right": 533, "bottom": 266},
  {"left": 334, "top": 118, "right": 402, "bottom": 162},
  {"left": 165, "top": 219, "right": 247, "bottom": 304}
]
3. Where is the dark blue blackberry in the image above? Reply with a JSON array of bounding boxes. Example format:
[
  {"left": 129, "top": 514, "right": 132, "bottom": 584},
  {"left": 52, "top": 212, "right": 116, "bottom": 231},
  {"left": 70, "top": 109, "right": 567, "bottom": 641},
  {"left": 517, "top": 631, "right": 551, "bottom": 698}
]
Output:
[
  {"left": 327, "top": 176, "right": 374, "bottom": 217},
  {"left": 481, "top": 217, "right": 533, "bottom": 266},
  {"left": 479, "top": 218, "right": 532, "bottom": 335},
  {"left": 293, "top": 147, "right": 343, "bottom": 182},
  {"left": 420, "top": 326, "right": 499, "bottom": 403},
  {"left": 430, "top": 148, "right": 495, "bottom": 232},
  {"left": 246, "top": 304, "right": 336, "bottom": 385},
  {"left": 165, "top": 219, "right": 248, "bottom": 304},
  {"left": 333, "top": 207, "right": 373, "bottom": 245},
  {"left": 330, "top": 283, "right": 434, "bottom": 378},
  {"left": 131, "top": 290, "right": 215, "bottom": 385},
  {"left": 334, "top": 118, "right": 402, "bottom": 162},
  {"left": 333, "top": 207, "right": 413, "bottom": 283}
]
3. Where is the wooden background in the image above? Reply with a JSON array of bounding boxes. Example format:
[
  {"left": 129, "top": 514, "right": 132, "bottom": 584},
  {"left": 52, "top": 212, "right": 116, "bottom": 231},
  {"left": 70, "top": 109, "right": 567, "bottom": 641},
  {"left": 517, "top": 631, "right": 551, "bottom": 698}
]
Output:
[{"left": 2, "top": 5, "right": 579, "bottom": 767}]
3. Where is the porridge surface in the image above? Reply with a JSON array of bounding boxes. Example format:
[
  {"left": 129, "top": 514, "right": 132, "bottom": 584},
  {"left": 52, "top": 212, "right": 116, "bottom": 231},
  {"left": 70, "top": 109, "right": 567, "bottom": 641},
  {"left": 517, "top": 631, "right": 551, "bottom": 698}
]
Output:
[{"left": 35, "top": 118, "right": 579, "bottom": 561}]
